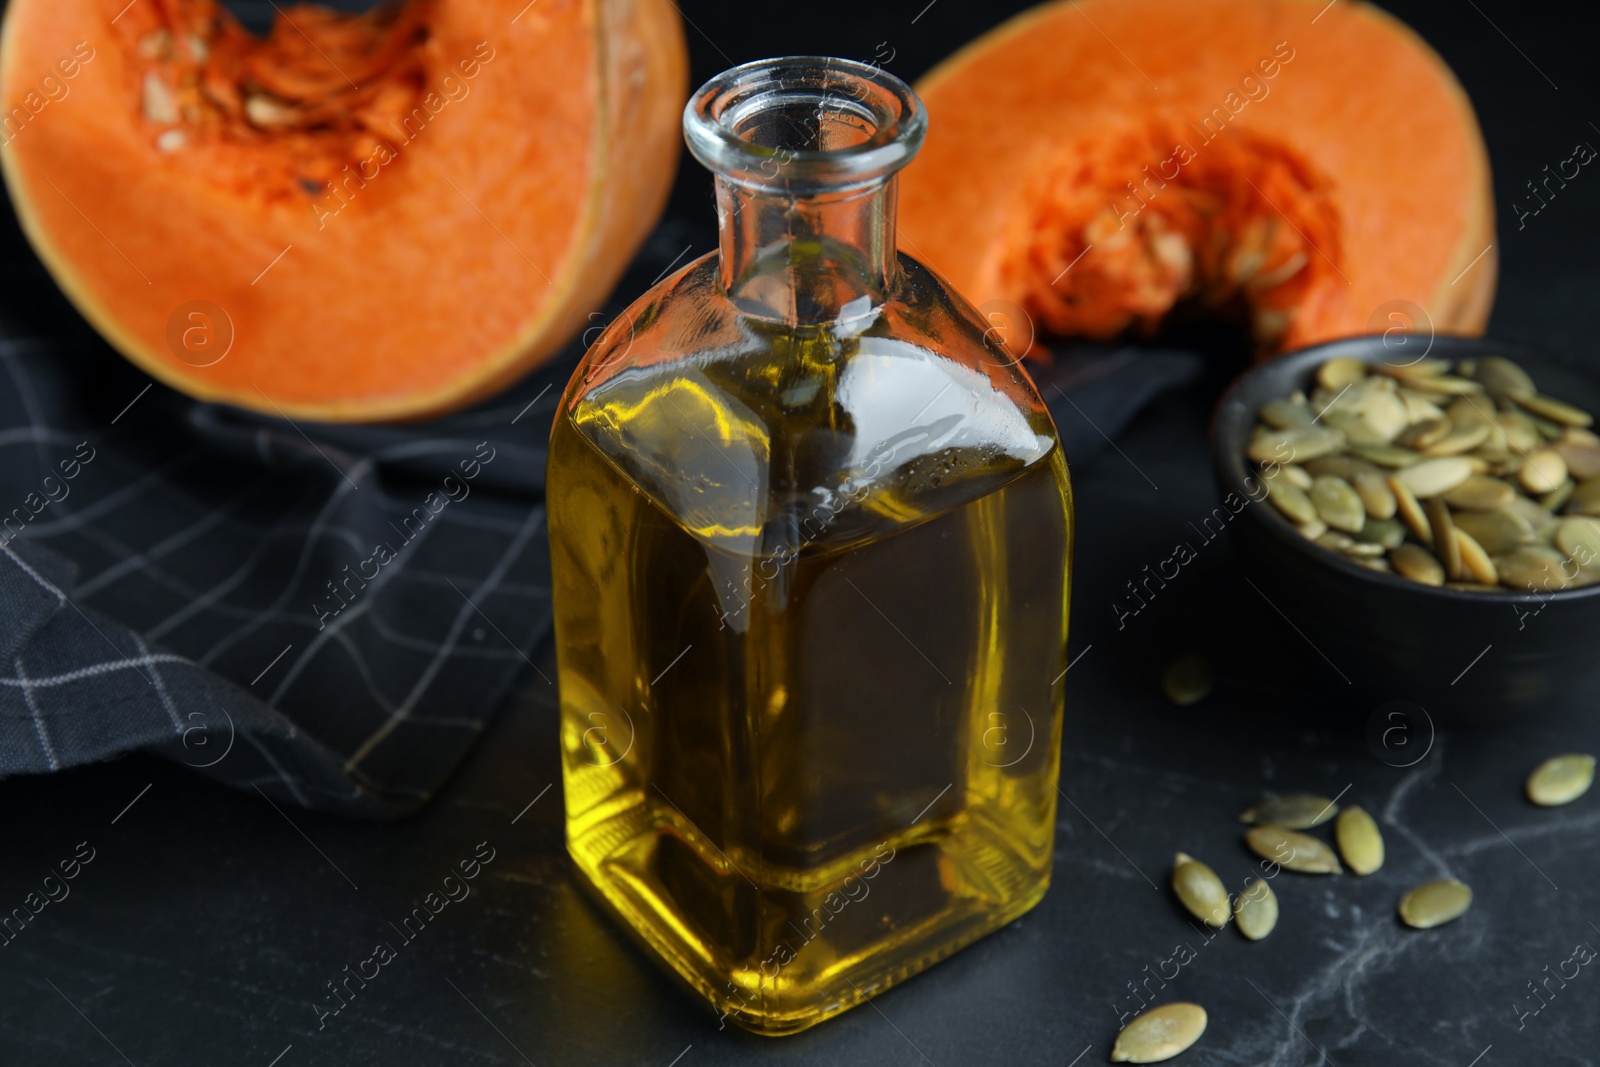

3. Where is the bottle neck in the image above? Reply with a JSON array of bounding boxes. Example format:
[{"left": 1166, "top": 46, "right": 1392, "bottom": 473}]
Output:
[{"left": 716, "top": 175, "right": 899, "bottom": 325}]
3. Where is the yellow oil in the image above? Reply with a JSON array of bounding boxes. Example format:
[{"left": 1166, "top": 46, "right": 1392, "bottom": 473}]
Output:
[{"left": 550, "top": 325, "right": 1072, "bottom": 1035}]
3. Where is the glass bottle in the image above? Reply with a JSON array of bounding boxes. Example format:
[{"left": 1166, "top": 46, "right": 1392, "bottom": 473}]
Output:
[{"left": 548, "top": 56, "right": 1073, "bottom": 1036}]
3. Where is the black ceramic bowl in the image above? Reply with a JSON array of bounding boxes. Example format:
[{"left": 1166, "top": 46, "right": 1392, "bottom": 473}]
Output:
[{"left": 1212, "top": 335, "right": 1600, "bottom": 717}]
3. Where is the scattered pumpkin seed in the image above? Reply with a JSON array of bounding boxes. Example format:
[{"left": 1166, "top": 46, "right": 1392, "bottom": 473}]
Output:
[
  {"left": 1171, "top": 852, "right": 1231, "bottom": 927},
  {"left": 1163, "top": 653, "right": 1214, "bottom": 707},
  {"left": 1245, "top": 826, "right": 1343, "bottom": 874},
  {"left": 1233, "top": 878, "right": 1278, "bottom": 940},
  {"left": 1526, "top": 754, "right": 1596, "bottom": 807},
  {"left": 1398, "top": 879, "right": 1472, "bottom": 929},
  {"left": 1111, "top": 1002, "right": 1207, "bottom": 1064},
  {"left": 1240, "top": 793, "right": 1339, "bottom": 829},
  {"left": 1389, "top": 543, "right": 1444, "bottom": 586},
  {"left": 1334, "top": 805, "right": 1384, "bottom": 875}
]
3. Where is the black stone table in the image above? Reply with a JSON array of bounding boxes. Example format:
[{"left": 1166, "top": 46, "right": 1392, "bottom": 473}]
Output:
[{"left": 3, "top": 1, "right": 1599, "bottom": 1064}]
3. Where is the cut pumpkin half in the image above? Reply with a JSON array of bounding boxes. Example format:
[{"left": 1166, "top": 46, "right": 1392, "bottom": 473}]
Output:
[
  {"left": 901, "top": 0, "right": 1496, "bottom": 356},
  {"left": 0, "top": 0, "right": 687, "bottom": 420}
]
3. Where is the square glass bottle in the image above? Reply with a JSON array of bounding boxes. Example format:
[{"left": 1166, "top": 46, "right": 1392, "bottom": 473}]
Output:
[{"left": 548, "top": 56, "right": 1073, "bottom": 1035}]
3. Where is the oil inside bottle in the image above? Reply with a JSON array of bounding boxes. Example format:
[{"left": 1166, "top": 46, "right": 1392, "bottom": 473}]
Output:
[{"left": 551, "top": 314, "right": 1072, "bottom": 1034}]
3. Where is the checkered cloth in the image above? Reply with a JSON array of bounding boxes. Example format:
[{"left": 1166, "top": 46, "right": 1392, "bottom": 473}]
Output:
[
  {"left": 0, "top": 283, "right": 1194, "bottom": 817},
  {"left": 0, "top": 330, "right": 560, "bottom": 817}
]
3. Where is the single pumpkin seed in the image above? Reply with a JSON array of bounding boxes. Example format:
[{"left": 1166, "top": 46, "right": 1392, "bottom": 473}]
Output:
[
  {"left": 1453, "top": 527, "right": 1499, "bottom": 585},
  {"left": 1516, "top": 393, "right": 1593, "bottom": 428},
  {"left": 1526, "top": 753, "right": 1596, "bottom": 807},
  {"left": 1323, "top": 409, "right": 1394, "bottom": 449},
  {"left": 1260, "top": 397, "right": 1314, "bottom": 429},
  {"left": 1233, "top": 878, "right": 1279, "bottom": 941},
  {"left": 1441, "top": 475, "right": 1516, "bottom": 511},
  {"left": 1264, "top": 474, "right": 1318, "bottom": 525},
  {"left": 1334, "top": 805, "right": 1384, "bottom": 875},
  {"left": 1245, "top": 826, "right": 1343, "bottom": 874},
  {"left": 1348, "top": 444, "right": 1423, "bottom": 468},
  {"left": 1425, "top": 497, "right": 1462, "bottom": 581},
  {"left": 1351, "top": 469, "right": 1397, "bottom": 519},
  {"left": 1248, "top": 425, "right": 1345, "bottom": 465},
  {"left": 1398, "top": 389, "right": 1447, "bottom": 423},
  {"left": 1566, "top": 426, "right": 1600, "bottom": 446},
  {"left": 1240, "top": 794, "right": 1339, "bottom": 829},
  {"left": 1392, "top": 456, "right": 1473, "bottom": 498},
  {"left": 1495, "top": 544, "right": 1568, "bottom": 592},
  {"left": 1452, "top": 509, "right": 1535, "bottom": 556},
  {"left": 1111, "top": 1002, "right": 1207, "bottom": 1064},
  {"left": 1541, "top": 479, "right": 1576, "bottom": 513},
  {"left": 1499, "top": 410, "right": 1542, "bottom": 452},
  {"left": 1356, "top": 516, "right": 1406, "bottom": 549},
  {"left": 1171, "top": 852, "right": 1231, "bottom": 927},
  {"left": 1406, "top": 375, "right": 1484, "bottom": 396},
  {"left": 1163, "top": 653, "right": 1213, "bottom": 707},
  {"left": 1389, "top": 477, "right": 1432, "bottom": 544},
  {"left": 1554, "top": 441, "right": 1600, "bottom": 481},
  {"left": 1398, "top": 879, "right": 1472, "bottom": 929},
  {"left": 1504, "top": 495, "right": 1559, "bottom": 539},
  {"left": 1317, "top": 356, "right": 1367, "bottom": 391},
  {"left": 1377, "top": 356, "right": 1450, "bottom": 380},
  {"left": 1422, "top": 422, "right": 1492, "bottom": 456},
  {"left": 1303, "top": 454, "right": 1378, "bottom": 480},
  {"left": 1519, "top": 449, "right": 1569, "bottom": 494},
  {"left": 1397, "top": 417, "right": 1452, "bottom": 451},
  {"left": 1310, "top": 475, "right": 1365, "bottom": 533},
  {"left": 1469, "top": 355, "right": 1536, "bottom": 398},
  {"left": 1390, "top": 543, "right": 1445, "bottom": 586},
  {"left": 1567, "top": 478, "right": 1600, "bottom": 516},
  {"left": 1555, "top": 517, "right": 1600, "bottom": 566},
  {"left": 1295, "top": 518, "right": 1328, "bottom": 541},
  {"left": 1282, "top": 463, "right": 1314, "bottom": 490}
]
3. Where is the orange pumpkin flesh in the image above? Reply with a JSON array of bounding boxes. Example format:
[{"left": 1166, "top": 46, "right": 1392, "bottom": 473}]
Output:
[
  {"left": 901, "top": 0, "right": 1496, "bottom": 356},
  {"left": 0, "top": 0, "right": 686, "bottom": 421}
]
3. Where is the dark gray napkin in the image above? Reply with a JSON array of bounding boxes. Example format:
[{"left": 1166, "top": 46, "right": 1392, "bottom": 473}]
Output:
[{"left": 0, "top": 323, "right": 1195, "bottom": 817}]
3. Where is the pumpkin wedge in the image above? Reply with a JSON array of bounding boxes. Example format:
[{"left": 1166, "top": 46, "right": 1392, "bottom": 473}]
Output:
[
  {"left": 0, "top": 0, "right": 686, "bottom": 421},
  {"left": 901, "top": 0, "right": 1495, "bottom": 355}
]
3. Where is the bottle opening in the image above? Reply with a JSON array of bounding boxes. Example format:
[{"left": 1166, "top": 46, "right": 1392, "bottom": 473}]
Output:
[{"left": 684, "top": 57, "right": 926, "bottom": 194}]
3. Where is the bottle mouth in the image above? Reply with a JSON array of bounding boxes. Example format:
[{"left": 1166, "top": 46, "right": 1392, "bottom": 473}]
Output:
[{"left": 684, "top": 57, "right": 927, "bottom": 195}]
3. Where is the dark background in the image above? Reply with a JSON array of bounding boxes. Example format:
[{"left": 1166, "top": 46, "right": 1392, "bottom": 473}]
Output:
[{"left": 2, "top": 1, "right": 1600, "bottom": 1064}]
